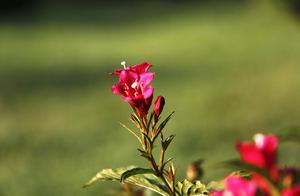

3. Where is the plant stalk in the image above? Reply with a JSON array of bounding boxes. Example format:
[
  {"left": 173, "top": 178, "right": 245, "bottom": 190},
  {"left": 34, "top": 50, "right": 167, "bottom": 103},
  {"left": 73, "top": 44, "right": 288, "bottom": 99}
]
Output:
[{"left": 139, "top": 118, "right": 175, "bottom": 196}]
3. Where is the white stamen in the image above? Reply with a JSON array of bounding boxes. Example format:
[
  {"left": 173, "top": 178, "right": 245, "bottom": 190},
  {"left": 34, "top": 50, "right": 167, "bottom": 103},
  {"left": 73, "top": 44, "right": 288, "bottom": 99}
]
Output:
[
  {"left": 121, "top": 61, "right": 126, "bottom": 69},
  {"left": 254, "top": 133, "right": 264, "bottom": 149},
  {"left": 131, "top": 80, "right": 138, "bottom": 88}
]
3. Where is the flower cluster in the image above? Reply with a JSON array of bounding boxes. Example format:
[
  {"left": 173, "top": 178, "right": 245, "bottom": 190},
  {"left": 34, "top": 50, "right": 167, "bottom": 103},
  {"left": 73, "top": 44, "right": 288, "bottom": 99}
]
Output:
[
  {"left": 112, "top": 62, "right": 164, "bottom": 118},
  {"left": 211, "top": 175, "right": 257, "bottom": 196},
  {"left": 211, "top": 134, "right": 300, "bottom": 196}
]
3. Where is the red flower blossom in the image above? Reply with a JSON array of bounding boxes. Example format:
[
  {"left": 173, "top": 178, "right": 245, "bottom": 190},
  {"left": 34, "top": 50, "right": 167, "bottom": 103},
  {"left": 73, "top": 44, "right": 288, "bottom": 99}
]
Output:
[
  {"left": 154, "top": 96, "right": 165, "bottom": 121},
  {"left": 112, "top": 62, "right": 154, "bottom": 117},
  {"left": 282, "top": 184, "right": 300, "bottom": 196},
  {"left": 112, "top": 62, "right": 152, "bottom": 76},
  {"left": 251, "top": 173, "right": 273, "bottom": 196},
  {"left": 236, "top": 134, "right": 279, "bottom": 180},
  {"left": 210, "top": 175, "right": 257, "bottom": 196}
]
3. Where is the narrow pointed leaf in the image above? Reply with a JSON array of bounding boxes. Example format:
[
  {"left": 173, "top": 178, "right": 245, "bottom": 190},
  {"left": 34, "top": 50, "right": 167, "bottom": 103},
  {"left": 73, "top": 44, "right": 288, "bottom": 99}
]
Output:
[
  {"left": 162, "top": 134, "right": 175, "bottom": 150},
  {"left": 147, "top": 112, "right": 155, "bottom": 131},
  {"left": 153, "top": 112, "right": 174, "bottom": 141},
  {"left": 121, "top": 167, "right": 155, "bottom": 182},
  {"left": 137, "top": 148, "right": 147, "bottom": 154},
  {"left": 137, "top": 148, "right": 152, "bottom": 161},
  {"left": 158, "top": 112, "right": 174, "bottom": 132},
  {"left": 161, "top": 157, "right": 174, "bottom": 171},
  {"left": 131, "top": 113, "right": 142, "bottom": 128},
  {"left": 119, "top": 122, "right": 142, "bottom": 145},
  {"left": 141, "top": 132, "right": 152, "bottom": 145}
]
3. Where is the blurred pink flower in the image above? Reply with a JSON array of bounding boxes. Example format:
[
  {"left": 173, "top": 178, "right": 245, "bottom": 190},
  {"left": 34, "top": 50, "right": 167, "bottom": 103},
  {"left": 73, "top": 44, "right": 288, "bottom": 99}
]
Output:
[
  {"left": 154, "top": 96, "right": 165, "bottom": 121},
  {"left": 236, "top": 134, "right": 279, "bottom": 180},
  {"left": 281, "top": 184, "right": 300, "bottom": 196},
  {"left": 251, "top": 173, "right": 273, "bottom": 196},
  {"left": 210, "top": 175, "right": 257, "bottom": 196},
  {"left": 112, "top": 62, "right": 154, "bottom": 117}
]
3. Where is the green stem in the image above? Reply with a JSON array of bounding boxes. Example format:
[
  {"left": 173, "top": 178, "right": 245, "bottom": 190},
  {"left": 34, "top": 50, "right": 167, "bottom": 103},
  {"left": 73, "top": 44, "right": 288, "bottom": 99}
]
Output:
[
  {"left": 158, "top": 173, "right": 175, "bottom": 196},
  {"left": 139, "top": 120, "right": 175, "bottom": 196},
  {"left": 148, "top": 154, "right": 175, "bottom": 196},
  {"left": 159, "top": 148, "right": 166, "bottom": 170}
]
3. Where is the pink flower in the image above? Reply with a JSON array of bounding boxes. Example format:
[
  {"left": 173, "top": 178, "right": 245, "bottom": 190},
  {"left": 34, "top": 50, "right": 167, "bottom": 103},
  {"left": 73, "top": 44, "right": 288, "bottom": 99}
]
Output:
[
  {"left": 112, "top": 62, "right": 152, "bottom": 76},
  {"left": 251, "top": 173, "right": 273, "bottom": 196},
  {"left": 210, "top": 175, "right": 257, "bottom": 196},
  {"left": 282, "top": 184, "right": 300, "bottom": 196},
  {"left": 112, "top": 62, "right": 154, "bottom": 117},
  {"left": 236, "top": 134, "right": 279, "bottom": 180},
  {"left": 154, "top": 96, "right": 165, "bottom": 121}
]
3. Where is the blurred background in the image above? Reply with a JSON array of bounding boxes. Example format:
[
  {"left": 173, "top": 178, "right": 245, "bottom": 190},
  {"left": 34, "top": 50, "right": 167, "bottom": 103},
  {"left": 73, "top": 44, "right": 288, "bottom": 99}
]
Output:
[{"left": 1, "top": 0, "right": 300, "bottom": 195}]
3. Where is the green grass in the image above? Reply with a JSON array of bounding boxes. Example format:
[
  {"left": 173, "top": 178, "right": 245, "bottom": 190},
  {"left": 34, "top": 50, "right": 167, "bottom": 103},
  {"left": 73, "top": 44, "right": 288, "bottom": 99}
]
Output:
[{"left": 0, "top": 1, "right": 300, "bottom": 195}]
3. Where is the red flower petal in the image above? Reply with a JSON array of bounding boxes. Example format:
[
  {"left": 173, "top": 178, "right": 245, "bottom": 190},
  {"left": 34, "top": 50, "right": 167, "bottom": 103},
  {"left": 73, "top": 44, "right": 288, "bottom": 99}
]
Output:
[{"left": 111, "top": 62, "right": 155, "bottom": 117}]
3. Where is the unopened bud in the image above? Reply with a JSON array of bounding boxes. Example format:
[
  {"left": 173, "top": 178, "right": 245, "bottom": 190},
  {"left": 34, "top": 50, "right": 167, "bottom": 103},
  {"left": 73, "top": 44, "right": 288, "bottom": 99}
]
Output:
[
  {"left": 154, "top": 96, "right": 165, "bottom": 121},
  {"left": 186, "top": 159, "right": 204, "bottom": 182}
]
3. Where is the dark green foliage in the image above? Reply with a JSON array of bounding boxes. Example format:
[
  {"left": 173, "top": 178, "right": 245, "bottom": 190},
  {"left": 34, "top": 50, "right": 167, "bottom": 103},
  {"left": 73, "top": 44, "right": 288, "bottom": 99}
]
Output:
[
  {"left": 120, "top": 167, "right": 155, "bottom": 183},
  {"left": 84, "top": 167, "right": 169, "bottom": 195}
]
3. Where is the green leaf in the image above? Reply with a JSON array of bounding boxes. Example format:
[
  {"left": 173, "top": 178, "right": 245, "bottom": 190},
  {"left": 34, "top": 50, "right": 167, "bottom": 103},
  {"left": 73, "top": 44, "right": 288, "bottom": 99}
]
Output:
[
  {"left": 162, "top": 134, "right": 175, "bottom": 150},
  {"left": 175, "top": 179, "right": 209, "bottom": 196},
  {"left": 121, "top": 167, "right": 155, "bottom": 182},
  {"left": 161, "top": 157, "right": 174, "bottom": 171},
  {"left": 83, "top": 166, "right": 169, "bottom": 196},
  {"left": 131, "top": 113, "right": 142, "bottom": 129},
  {"left": 141, "top": 132, "right": 152, "bottom": 146},
  {"left": 137, "top": 148, "right": 153, "bottom": 161},
  {"left": 147, "top": 112, "right": 155, "bottom": 131},
  {"left": 153, "top": 112, "right": 175, "bottom": 141},
  {"left": 119, "top": 122, "right": 142, "bottom": 145},
  {"left": 158, "top": 112, "right": 174, "bottom": 131},
  {"left": 206, "top": 181, "right": 224, "bottom": 192}
]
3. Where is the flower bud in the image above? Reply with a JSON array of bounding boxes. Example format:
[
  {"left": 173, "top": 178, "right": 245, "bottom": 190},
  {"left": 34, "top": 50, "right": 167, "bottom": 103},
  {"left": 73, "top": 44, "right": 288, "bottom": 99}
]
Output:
[
  {"left": 186, "top": 159, "right": 204, "bottom": 182},
  {"left": 154, "top": 96, "right": 165, "bottom": 121}
]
